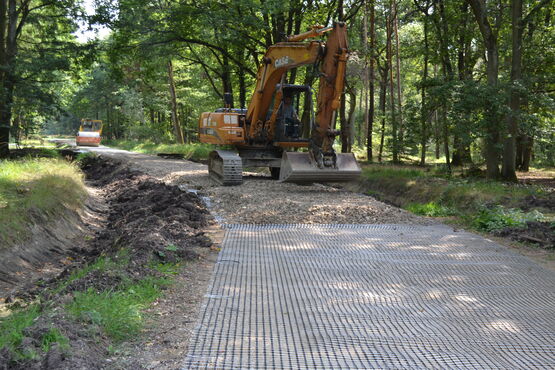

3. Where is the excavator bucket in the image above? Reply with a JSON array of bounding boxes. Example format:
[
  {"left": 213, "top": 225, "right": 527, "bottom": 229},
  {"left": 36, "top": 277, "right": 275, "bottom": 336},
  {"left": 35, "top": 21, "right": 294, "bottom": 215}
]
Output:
[{"left": 279, "top": 151, "right": 361, "bottom": 183}]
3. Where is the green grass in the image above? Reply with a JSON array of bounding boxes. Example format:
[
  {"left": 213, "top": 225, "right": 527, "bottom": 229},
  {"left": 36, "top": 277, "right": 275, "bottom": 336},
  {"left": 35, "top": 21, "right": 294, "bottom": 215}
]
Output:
[
  {"left": 0, "top": 158, "right": 87, "bottom": 247},
  {"left": 0, "top": 306, "right": 42, "bottom": 360},
  {"left": 0, "top": 256, "right": 176, "bottom": 362},
  {"left": 104, "top": 139, "right": 215, "bottom": 161},
  {"left": 361, "top": 163, "right": 552, "bottom": 233},
  {"left": 363, "top": 166, "right": 428, "bottom": 180},
  {"left": 66, "top": 277, "right": 169, "bottom": 342},
  {"left": 405, "top": 202, "right": 457, "bottom": 217},
  {"left": 40, "top": 328, "right": 69, "bottom": 353},
  {"left": 53, "top": 251, "right": 131, "bottom": 295}
]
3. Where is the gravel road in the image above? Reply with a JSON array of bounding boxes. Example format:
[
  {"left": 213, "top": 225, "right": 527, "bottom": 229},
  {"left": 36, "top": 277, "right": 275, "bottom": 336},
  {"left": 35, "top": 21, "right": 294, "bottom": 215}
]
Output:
[{"left": 83, "top": 145, "right": 431, "bottom": 225}]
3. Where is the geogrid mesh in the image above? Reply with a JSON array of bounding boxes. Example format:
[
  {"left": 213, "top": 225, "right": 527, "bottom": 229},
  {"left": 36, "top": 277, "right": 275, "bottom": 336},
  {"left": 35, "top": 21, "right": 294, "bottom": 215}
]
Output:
[{"left": 183, "top": 224, "right": 555, "bottom": 369}]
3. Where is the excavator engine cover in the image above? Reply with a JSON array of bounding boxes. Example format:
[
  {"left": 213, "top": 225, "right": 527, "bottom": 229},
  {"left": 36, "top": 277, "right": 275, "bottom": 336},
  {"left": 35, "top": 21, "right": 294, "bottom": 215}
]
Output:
[{"left": 279, "top": 151, "right": 361, "bottom": 183}]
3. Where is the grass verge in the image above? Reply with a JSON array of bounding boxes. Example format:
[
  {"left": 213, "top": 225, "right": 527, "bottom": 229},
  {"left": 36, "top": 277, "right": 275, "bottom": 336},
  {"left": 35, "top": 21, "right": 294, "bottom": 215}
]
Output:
[
  {"left": 360, "top": 164, "right": 554, "bottom": 246},
  {"left": 67, "top": 276, "right": 168, "bottom": 342},
  {"left": 0, "top": 251, "right": 179, "bottom": 364},
  {"left": 103, "top": 139, "right": 215, "bottom": 161},
  {"left": 0, "top": 157, "right": 87, "bottom": 247}
]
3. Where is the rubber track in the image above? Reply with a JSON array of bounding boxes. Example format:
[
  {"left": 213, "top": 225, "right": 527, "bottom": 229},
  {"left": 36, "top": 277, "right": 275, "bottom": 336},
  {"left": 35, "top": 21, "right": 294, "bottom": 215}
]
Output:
[{"left": 209, "top": 150, "right": 243, "bottom": 186}]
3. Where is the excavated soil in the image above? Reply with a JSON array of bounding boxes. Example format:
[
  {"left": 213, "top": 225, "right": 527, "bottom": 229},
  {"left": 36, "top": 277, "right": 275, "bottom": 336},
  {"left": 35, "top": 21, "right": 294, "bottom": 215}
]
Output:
[
  {"left": 1, "top": 156, "right": 213, "bottom": 370},
  {"left": 494, "top": 221, "right": 555, "bottom": 249},
  {"left": 90, "top": 150, "right": 432, "bottom": 225},
  {"left": 81, "top": 156, "right": 212, "bottom": 265}
]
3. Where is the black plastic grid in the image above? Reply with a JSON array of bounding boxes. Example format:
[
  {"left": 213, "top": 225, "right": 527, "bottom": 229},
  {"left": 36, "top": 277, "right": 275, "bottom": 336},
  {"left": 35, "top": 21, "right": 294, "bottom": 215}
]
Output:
[{"left": 183, "top": 224, "right": 555, "bottom": 369}]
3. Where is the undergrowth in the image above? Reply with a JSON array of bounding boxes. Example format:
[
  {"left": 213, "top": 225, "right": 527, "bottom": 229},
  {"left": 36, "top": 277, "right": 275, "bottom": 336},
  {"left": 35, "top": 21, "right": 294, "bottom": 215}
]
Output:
[
  {"left": 0, "top": 157, "right": 87, "bottom": 247},
  {"left": 405, "top": 202, "right": 457, "bottom": 217},
  {"left": 361, "top": 164, "right": 552, "bottom": 237},
  {"left": 470, "top": 206, "right": 545, "bottom": 232}
]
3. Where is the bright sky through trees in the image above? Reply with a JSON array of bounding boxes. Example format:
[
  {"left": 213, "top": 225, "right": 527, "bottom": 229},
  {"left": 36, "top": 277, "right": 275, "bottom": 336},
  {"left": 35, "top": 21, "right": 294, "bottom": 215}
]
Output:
[{"left": 74, "top": 0, "right": 111, "bottom": 42}]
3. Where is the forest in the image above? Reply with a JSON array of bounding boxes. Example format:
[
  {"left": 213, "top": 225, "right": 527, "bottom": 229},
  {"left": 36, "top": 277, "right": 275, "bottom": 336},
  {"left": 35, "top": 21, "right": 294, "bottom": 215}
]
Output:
[{"left": 0, "top": 0, "right": 554, "bottom": 181}]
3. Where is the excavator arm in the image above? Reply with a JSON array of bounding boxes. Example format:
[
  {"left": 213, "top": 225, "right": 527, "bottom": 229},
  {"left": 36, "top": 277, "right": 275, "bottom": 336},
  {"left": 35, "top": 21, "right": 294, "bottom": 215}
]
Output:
[
  {"left": 246, "top": 41, "right": 322, "bottom": 141},
  {"left": 245, "top": 23, "right": 349, "bottom": 156}
]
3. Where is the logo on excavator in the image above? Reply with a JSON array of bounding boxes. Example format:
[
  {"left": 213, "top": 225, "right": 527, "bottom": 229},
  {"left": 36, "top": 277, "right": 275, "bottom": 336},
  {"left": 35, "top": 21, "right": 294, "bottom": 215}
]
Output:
[{"left": 275, "top": 56, "right": 293, "bottom": 68}]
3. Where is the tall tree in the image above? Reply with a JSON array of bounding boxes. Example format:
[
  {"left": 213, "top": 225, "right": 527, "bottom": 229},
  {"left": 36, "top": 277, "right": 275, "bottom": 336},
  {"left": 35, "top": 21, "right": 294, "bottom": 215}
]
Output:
[
  {"left": 467, "top": 0, "right": 503, "bottom": 179},
  {"left": 0, "top": 0, "right": 82, "bottom": 157},
  {"left": 367, "top": 0, "right": 376, "bottom": 162},
  {"left": 502, "top": 0, "right": 552, "bottom": 180}
]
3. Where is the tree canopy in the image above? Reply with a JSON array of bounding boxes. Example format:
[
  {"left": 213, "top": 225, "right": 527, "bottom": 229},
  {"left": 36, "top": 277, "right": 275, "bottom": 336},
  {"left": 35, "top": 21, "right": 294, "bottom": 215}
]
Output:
[{"left": 1, "top": 0, "right": 554, "bottom": 180}]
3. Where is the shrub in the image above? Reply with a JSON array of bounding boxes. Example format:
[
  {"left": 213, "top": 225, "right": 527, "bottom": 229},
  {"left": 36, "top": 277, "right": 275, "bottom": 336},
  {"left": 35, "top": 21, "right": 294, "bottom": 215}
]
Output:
[
  {"left": 406, "top": 202, "right": 457, "bottom": 217},
  {"left": 471, "top": 206, "right": 545, "bottom": 232}
]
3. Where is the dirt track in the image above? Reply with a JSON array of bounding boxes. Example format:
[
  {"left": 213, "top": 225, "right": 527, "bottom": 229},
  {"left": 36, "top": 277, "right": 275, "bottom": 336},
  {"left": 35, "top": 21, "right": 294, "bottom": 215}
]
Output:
[{"left": 86, "top": 145, "right": 432, "bottom": 225}]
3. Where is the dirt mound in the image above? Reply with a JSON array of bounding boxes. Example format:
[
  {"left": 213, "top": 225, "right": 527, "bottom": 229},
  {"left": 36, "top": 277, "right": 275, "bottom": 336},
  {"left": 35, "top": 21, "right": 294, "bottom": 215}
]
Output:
[
  {"left": 3, "top": 311, "right": 109, "bottom": 370},
  {"left": 82, "top": 156, "right": 212, "bottom": 266},
  {"left": 1, "top": 155, "right": 213, "bottom": 370},
  {"left": 520, "top": 194, "right": 555, "bottom": 211},
  {"left": 494, "top": 221, "right": 555, "bottom": 249}
]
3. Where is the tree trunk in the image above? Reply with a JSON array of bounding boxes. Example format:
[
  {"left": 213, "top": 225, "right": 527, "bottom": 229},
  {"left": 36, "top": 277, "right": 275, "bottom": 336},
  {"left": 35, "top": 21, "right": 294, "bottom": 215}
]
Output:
[
  {"left": 387, "top": 0, "right": 398, "bottom": 163},
  {"left": 167, "top": 60, "right": 185, "bottom": 144},
  {"left": 515, "top": 134, "right": 523, "bottom": 169},
  {"left": 340, "top": 90, "right": 348, "bottom": 152},
  {"left": 501, "top": 0, "right": 523, "bottom": 182},
  {"left": 239, "top": 62, "right": 246, "bottom": 108},
  {"left": 221, "top": 54, "right": 234, "bottom": 106},
  {"left": 0, "top": 0, "right": 19, "bottom": 158},
  {"left": 442, "top": 105, "right": 451, "bottom": 171},
  {"left": 378, "top": 67, "right": 387, "bottom": 162},
  {"left": 393, "top": 0, "right": 404, "bottom": 155},
  {"left": 420, "top": 9, "right": 429, "bottom": 166},
  {"left": 367, "top": 0, "right": 375, "bottom": 162},
  {"left": 468, "top": 0, "right": 501, "bottom": 179},
  {"left": 343, "top": 87, "right": 356, "bottom": 153},
  {"left": 520, "top": 135, "right": 532, "bottom": 171},
  {"left": 451, "top": 135, "right": 463, "bottom": 166},
  {"left": 301, "top": 73, "right": 314, "bottom": 138}
]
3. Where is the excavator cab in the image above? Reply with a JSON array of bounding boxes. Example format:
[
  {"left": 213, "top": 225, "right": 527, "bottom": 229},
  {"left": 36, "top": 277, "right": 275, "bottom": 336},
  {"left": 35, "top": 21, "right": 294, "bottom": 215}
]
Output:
[{"left": 271, "top": 84, "right": 312, "bottom": 142}]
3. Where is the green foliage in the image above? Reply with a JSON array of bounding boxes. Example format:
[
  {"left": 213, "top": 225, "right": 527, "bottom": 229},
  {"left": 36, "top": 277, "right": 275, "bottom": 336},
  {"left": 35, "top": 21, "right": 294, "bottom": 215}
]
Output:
[
  {"left": 405, "top": 202, "right": 456, "bottom": 217},
  {"left": 66, "top": 277, "right": 168, "bottom": 342},
  {"left": 75, "top": 151, "right": 97, "bottom": 164},
  {"left": 0, "top": 306, "right": 41, "bottom": 360},
  {"left": 363, "top": 166, "right": 427, "bottom": 180},
  {"left": 0, "top": 158, "right": 87, "bottom": 247},
  {"left": 40, "top": 328, "right": 69, "bottom": 353},
  {"left": 471, "top": 206, "right": 545, "bottom": 232}
]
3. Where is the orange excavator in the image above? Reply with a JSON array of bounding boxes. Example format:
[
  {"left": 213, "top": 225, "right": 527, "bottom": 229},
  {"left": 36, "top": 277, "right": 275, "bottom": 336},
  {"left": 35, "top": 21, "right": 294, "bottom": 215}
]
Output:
[{"left": 198, "top": 22, "right": 360, "bottom": 185}]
